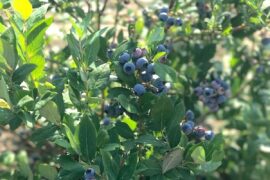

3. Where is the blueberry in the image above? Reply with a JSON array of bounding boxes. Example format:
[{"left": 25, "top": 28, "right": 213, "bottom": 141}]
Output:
[
  {"left": 194, "top": 127, "right": 206, "bottom": 139},
  {"left": 103, "top": 117, "right": 110, "bottom": 126},
  {"left": 104, "top": 105, "right": 114, "bottom": 117},
  {"left": 119, "top": 52, "right": 130, "bottom": 64},
  {"left": 162, "top": 82, "right": 172, "bottom": 93},
  {"left": 256, "top": 65, "right": 264, "bottom": 73},
  {"left": 156, "top": 44, "right": 167, "bottom": 52},
  {"left": 181, "top": 123, "right": 193, "bottom": 135},
  {"left": 141, "top": 48, "right": 148, "bottom": 56},
  {"left": 194, "top": 86, "right": 203, "bottom": 96},
  {"left": 84, "top": 168, "right": 95, "bottom": 180},
  {"left": 186, "top": 120, "right": 195, "bottom": 128},
  {"left": 174, "top": 18, "right": 183, "bottom": 26},
  {"left": 132, "top": 48, "right": 143, "bottom": 59},
  {"left": 133, "top": 84, "right": 146, "bottom": 96},
  {"left": 217, "top": 95, "right": 227, "bottom": 104},
  {"left": 205, "top": 130, "right": 214, "bottom": 140},
  {"left": 262, "top": 38, "right": 270, "bottom": 46},
  {"left": 185, "top": 110, "right": 195, "bottom": 121},
  {"left": 204, "top": 87, "right": 214, "bottom": 97},
  {"left": 107, "top": 49, "right": 113, "bottom": 59},
  {"left": 136, "top": 57, "right": 149, "bottom": 70},
  {"left": 140, "top": 71, "right": 152, "bottom": 82},
  {"left": 115, "top": 105, "right": 124, "bottom": 116},
  {"left": 146, "top": 63, "right": 155, "bottom": 74},
  {"left": 166, "top": 17, "right": 175, "bottom": 26},
  {"left": 123, "top": 62, "right": 135, "bottom": 75},
  {"left": 159, "top": 12, "right": 168, "bottom": 22},
  {"left": 160, "top": 7, "right": 169, "bottom": 13},
  {"left": 152, "top": 77, "right": 164, "bottom": 92}
]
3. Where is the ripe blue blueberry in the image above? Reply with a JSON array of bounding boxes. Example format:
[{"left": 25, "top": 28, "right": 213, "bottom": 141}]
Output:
[
  {"left": 84, "top": 168, "right": 95, "bottom": 180},
  {"left": 166, "top": 17, "right": 175, "bottom": 26},
  {"left": 185, "top": 110, "right": 195, "bottom": 121},
  {"left": 174, "top": 18, "right": 183, "bottom": 26},
  {"left": 140, "top": 71, "right": 152, "bottom": 82},
  {"left": 205, "top": 130, "right": 214, "bottom": 140},
  {"left": 133, "top": 84, "right": 146, "bottom": 96},
  {"left": 136, "top": 57, "right": 149, "bottom": 70},
  {"left": 115, "top": 105, "right": 124, "bottom": 116},
  {"left": 123, "top": 62, "right": 135, "bottom": 75},
  {"left": 103, "top": 117, "right": 110, "bottom": 126},
  {"left": 119, "top": 52, "right": 130, "bottom": 64},
  {"left": 159, "top": 7, "right": 169, "bottom": 13},
  {"left": 152, "top": 77, "right": 164, "bottom": 92},
  {"left": 217, "top": 95, "right": 227, "bottom": 104},
  {"left": 156, "top": 44, "right": 167, "bottom": 52},
  {"left": 146, "top": 63, "right": 155, "bottom": 74},
  {"left": 159, "top": 12, "right": 168, "bottom": 22},
  {"left": 186, "top": 120, "right": 195, "bottom": 128},
  {"left": 194, "top": 86, "right": 203, "bottom": 96},
  {"left": 181, "top": 123, "right": 193, "bottom": 135},
  {"left": 204, "top": 87, "right": 214, "bottom": 97},
  {"left": 262, "top": 37, "right": 270, "bottom": 46},
  {"left": 194, "top": 126, "right": 206, "bottom": 139}
]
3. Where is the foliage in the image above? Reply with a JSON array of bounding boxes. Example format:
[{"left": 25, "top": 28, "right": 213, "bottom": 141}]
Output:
[{"left": 0, "top": 0, "right": 270, "bottom": 179}]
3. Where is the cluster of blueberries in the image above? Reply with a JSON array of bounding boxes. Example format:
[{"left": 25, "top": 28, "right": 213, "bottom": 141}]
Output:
[
  {"left": 84, "top": 168, "right": 95, "bottom": 180},
  {"left": 102, "top": 102, "right": 125, "bottom": 125},
  {"left": 181, "top": 110, "right": 214, "bottom": 140},
  {"left": 158, "top": 7, "right": 183, "bottom": 27},
  {"left": 194, "top": 78, "right": 230, "bottom": 112},
  {"left": 119, "top": 46, "right": 171, "bottom": 97}
]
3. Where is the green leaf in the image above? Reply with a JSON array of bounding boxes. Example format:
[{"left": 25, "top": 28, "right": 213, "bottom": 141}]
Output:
[
  {"left": 116, "top": 94, "right": 138, "bottom": 113},
  {"left": 0, "top": 76, "right": 11, "bottom": 105},
  {"left": 67, "top": 33, "right": 81, "bottom": 63},
  {"left": 152, "top": 52, "right": 166, "bottom": 62},
  {"left": 191, "top": 146, "right": 206, "bottom": 164},
  {"left": 0, "top": 38, "right": 17, "bottom": 69},
  {"left": 97, "top": 129, "right": 110, "bottom": 148},
  {"left": 84, "top": 30, "right": 101, "bottom": 65},
  {"left": 89, "top": 63, "right": 110, "bottom": 90},
  {"left": 17, "top": 151, "right": 33, "bottom": 180},
  {"left": 28, "top": 54, "right": 46, "bottom": 80},
  {"left": 79, "top": 116, "right": 97, "bottom": 162},
  {"left": 63, "top": 124, "right": 80, "bottom": 154},
  {"left": 26, "top": 17, "right": 53, "bottom": 56},
  {"left": 38, "top": 164, "right": 57, "bottom": 180},
  {"left": 118, "top": 152, "right": 138, "bottom": 179},
  {"left": 137, "top": 157, "right": 161, "bottom": 176},
  {"left": 17, "top": 95, "right": 34, "bottom": 107},
  {"left": 39, "top": 101, "right": 61, "bottom": 125},
  {"left": 154, "top": 62, "right": 177, "bottom": 82},
  {"left": 26, "top": 5, "right": 49, "bottom": 29},
  {"left": 167, "top": 101, "right": 185, "bottom": 147},
  {"left": 12, "top": 63, "right": 36, "bottom": 84},
  {"left": 135, "top": 18, "right": 144, "bottom": 35},
  {"left": 57, "top": 155, "right": 84, "bottom": 171},
  {"left": 196, "top": 161, "right": 222, "bottom": 173},
  {"left": 162, "top": 148, "right": 184, "bottom": 174},
  {"left": 150, "top": 95, "right": 174, "bottom": 130},
  {"left": 101, "top": 150, "right": 119, "bottom": 179},
  {"left": 31, "top": 124, "right": 58, "bottom": 143},
  {"left": 115, "top": 121, "right": 134, "bottom": 139},
  {"left": 135, "top": 134, "right": 165, "bottom": 147},
  {"left": 147, "top": 27, "right": 165, "bottom": 44}
]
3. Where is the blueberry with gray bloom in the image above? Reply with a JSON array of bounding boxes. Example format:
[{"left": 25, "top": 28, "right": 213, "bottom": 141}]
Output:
[
  {"left": 159, "top": 7, "right": 169, "bottom": 13},
  {"left": 166, "top": 17, "right": 175, "bottom": 26},
  {"left": 175, "top": 18, "right": 183, "bottom": 26},
  {"left": 159, "top": 12, "right": 168, "bottom": 22},
  {"left": 156, "top": 44, "right": 167, "bottom": 52},
  {"left": 84, "top": 168, "right": 95, "bottom": 180},
  {"left": 147, "top": 63, "right": 155, "bottom": 74},
  {"left": 205, "top": 130, "right": 215, "bottom": 140},
  {"left": 133, "top": 84, "right": 146, "bottom": 96},
  {"left": 136, "top": 57, "right": 149, "bottom": 70},
  {"left": 123, "top": 62, "right": 135, "bottom": 75},
  {"left": 119, "top": 52, "right": 130, "bottom": 64},
  {"left": 186, "top": 110, "right": 195, "bottom": 121},
  {"left": 103, "top": 117, "right": 110, "bottom": 126},
  {"left": 181, "top": 123, "right": 193, "bottom": 135}
]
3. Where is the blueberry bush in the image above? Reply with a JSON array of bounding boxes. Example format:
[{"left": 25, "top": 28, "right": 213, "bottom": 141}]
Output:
[{"left": 0, "top": 0, "right": 269, "bottom": 179}]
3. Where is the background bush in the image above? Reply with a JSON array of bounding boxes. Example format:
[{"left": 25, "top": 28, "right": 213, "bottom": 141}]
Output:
[{"left": 0, "top": 0, "right": 270, "bottom": 179}]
